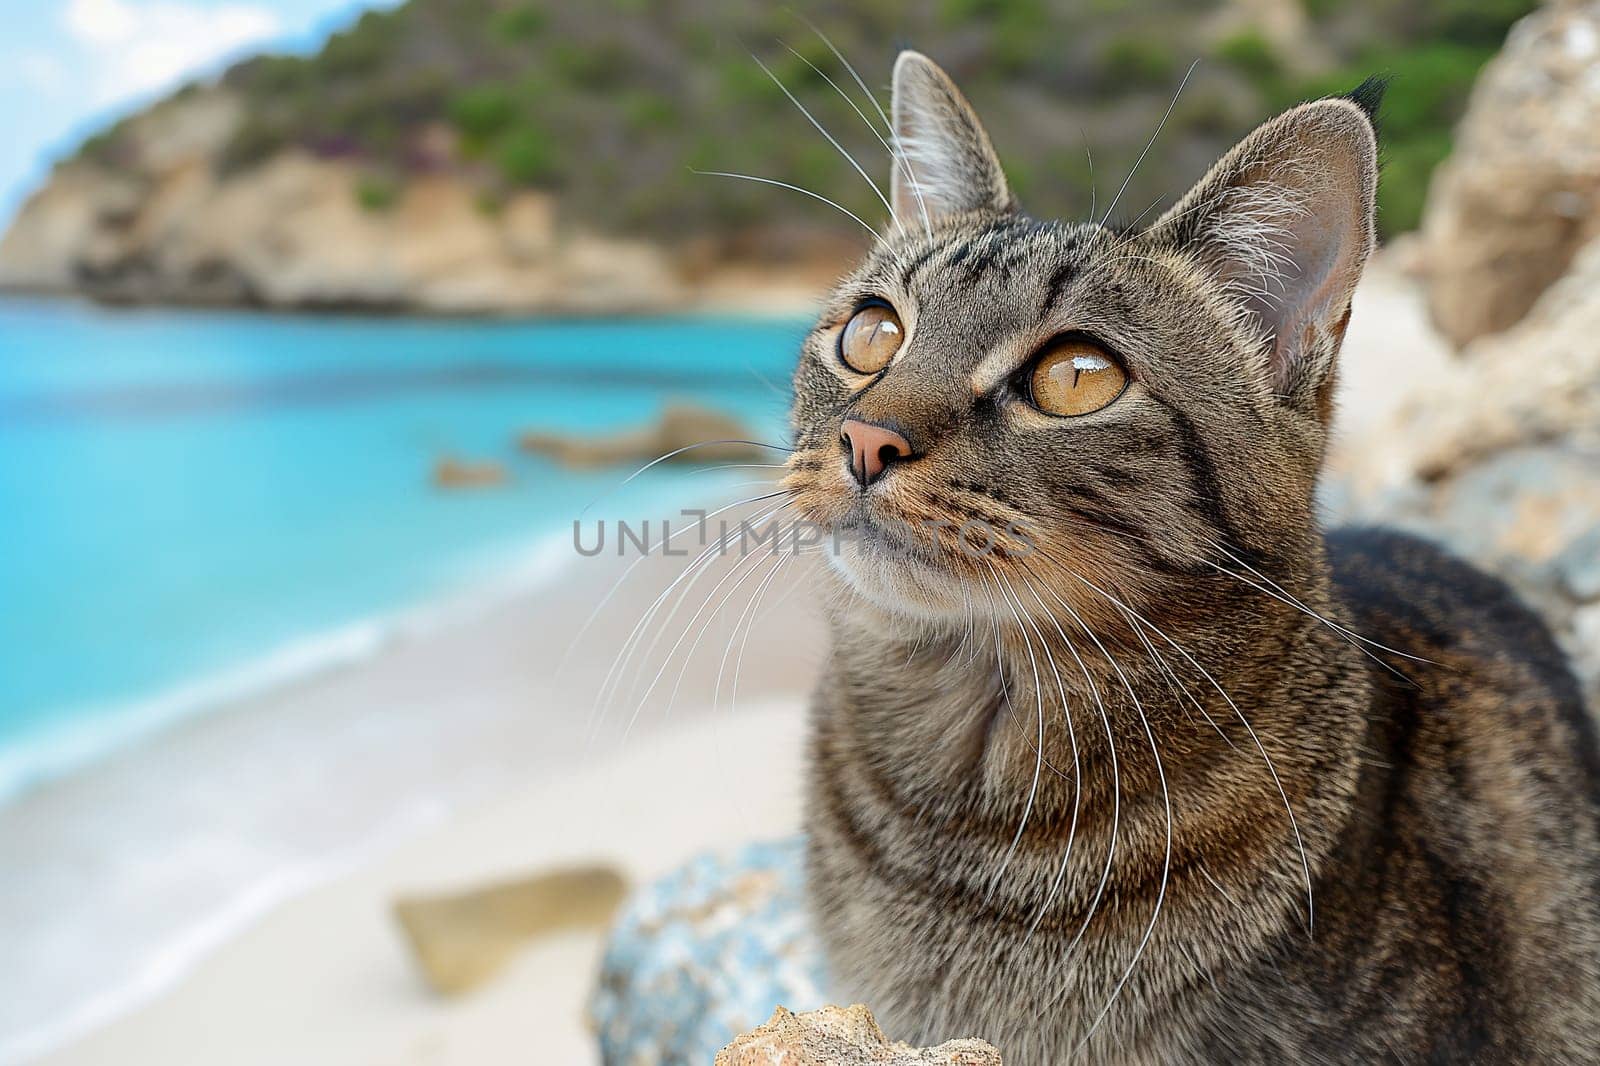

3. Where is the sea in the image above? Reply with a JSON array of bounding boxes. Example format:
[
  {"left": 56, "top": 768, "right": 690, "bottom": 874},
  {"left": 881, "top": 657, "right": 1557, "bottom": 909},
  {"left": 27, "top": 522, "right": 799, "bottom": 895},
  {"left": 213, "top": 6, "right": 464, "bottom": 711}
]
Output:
[{"left": 0, "top": 297, "right": 803, "bottom": 805}]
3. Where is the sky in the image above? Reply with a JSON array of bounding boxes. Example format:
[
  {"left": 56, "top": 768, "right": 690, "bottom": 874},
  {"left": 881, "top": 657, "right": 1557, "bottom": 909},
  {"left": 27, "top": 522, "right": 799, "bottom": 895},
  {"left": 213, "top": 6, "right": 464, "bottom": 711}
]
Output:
[{"left": 0, "top": 0, "right": 389, "bottom": 226}]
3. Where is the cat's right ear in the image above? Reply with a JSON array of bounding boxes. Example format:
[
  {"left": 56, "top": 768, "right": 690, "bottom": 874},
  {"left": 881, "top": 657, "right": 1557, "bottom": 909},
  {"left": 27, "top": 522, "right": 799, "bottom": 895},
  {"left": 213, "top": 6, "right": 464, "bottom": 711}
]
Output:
[{"left": 890, "top": 51, "right": 1014, "bottom": 229}]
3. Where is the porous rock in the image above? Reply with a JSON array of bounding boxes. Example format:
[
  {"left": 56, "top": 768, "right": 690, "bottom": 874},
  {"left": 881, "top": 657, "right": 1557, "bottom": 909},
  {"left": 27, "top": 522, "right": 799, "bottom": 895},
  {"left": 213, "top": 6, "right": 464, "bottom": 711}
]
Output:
[{"left": 716, "top": 1004, "right": 1003, "bottom": 1066}]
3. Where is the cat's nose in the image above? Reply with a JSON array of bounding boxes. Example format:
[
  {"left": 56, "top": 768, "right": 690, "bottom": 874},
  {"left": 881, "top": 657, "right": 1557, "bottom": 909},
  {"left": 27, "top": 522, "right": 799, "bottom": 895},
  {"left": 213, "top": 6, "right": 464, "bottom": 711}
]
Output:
[{"left": 840, "top": 418, "right": 914, "bottom": 488}]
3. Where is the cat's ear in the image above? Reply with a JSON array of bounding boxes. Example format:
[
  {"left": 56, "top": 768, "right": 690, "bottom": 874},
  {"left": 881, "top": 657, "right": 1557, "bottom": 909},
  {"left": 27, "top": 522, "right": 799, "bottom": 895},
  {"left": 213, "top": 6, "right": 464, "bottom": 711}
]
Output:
[
  {"left": 890, "top": 51, "right": 1015, "bottom": 228},
  {"left": 1146, "top": 92, "right": 1379, "bottom": 414}
]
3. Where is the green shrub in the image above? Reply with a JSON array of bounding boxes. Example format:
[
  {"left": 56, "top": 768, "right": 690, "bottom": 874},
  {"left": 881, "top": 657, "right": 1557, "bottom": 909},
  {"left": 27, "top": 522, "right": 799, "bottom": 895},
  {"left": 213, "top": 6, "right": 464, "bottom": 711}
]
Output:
[
  {"left": 491, "top": 4, "right": 545, "bottom": 42},
  {"left": 221, "top": 118, "right": 290, "bottom": 173},
  {"left": 1101, "top": 35, "right": 1178, "bottom": 89},
  {"left": 318, "top": 13, "right": 397, "bottom": 78},
  {"left": 449, "top": 86, "right": 517, "bottom": 139},
  {"left": 355, "top": 173, "right": 400, "bottom": 211},
  {"left": 1215, "top": 30, "right": 1280, "bottom": 81},
  {"left": 624, "top": 92, "right": 679, "bottom": 132},
  {"left": 497, "top": 128, "right": 558, "bottom": 185}
]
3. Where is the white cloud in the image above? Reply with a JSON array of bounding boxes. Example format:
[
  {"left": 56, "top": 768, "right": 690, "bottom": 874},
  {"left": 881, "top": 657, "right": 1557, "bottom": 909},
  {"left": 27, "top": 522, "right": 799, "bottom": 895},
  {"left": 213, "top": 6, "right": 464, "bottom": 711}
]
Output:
[{"left": 63, "top": 0, "right": 281, "bottom": 106}]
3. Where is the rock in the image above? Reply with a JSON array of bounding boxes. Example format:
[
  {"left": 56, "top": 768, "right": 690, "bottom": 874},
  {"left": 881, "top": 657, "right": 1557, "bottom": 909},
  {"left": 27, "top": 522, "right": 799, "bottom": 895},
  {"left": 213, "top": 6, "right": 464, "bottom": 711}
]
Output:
[
  {"left": 1395, "top": 236, "right": 1600, "bottom": 481},
  {"left": 519, "top": 403, "right": 774, "bottom": 468},
  {"left": 431, "top": 455, "right": 510, "bottom": 490},
  {"left": 590, "top": 838, "right": 828, "bottom": 1064},
  {"left": 1420, "top": 0, "right": 1600, "bottom": 348},
  {"left": 0, "top": 85, "right": 701, "bottom": 314},
  {"left": 1337, "top": 235, "right": 1600, "bottom": 707},
  {"left": 393, "top": 864, "right": 627, "bottom": 997},
  {"left": 1554, "top": 526, "right": 1600, "bottom": 601},
  {"left": 716, "top": 1005, "right": 1003, "bottom": 1066}
]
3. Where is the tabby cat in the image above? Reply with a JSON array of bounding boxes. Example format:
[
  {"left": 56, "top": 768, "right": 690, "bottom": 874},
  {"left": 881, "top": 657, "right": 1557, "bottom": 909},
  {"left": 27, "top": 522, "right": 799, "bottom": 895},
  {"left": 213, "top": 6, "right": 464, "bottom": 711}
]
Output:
[{"left": 781, "top": 51, "right": 1600, "bottom": 1064}]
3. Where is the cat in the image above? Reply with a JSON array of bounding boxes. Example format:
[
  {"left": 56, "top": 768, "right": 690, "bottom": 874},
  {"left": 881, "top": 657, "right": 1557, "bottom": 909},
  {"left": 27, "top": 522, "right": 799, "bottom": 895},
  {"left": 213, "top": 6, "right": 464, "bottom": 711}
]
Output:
[{"left": 779, "top": 51, "right": 1600, "bottom": 1064}]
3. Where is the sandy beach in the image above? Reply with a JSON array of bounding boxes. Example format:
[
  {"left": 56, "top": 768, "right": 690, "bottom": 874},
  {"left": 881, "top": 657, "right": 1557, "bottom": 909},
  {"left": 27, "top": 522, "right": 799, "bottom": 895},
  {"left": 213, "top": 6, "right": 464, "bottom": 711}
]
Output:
[
  {"left": 2, "top": 520, "right": 826, "bottom": 1065},
  {"left": 1, "top": 250, "right": 1449, "bottom": 1066}
]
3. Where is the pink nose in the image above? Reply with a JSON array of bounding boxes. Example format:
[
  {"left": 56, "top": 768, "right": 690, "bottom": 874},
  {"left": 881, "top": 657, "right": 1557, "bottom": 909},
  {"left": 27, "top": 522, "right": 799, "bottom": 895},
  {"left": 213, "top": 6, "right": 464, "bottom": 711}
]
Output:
[{"left": 840, "top": 419, "right": 913, "bottom": 487}]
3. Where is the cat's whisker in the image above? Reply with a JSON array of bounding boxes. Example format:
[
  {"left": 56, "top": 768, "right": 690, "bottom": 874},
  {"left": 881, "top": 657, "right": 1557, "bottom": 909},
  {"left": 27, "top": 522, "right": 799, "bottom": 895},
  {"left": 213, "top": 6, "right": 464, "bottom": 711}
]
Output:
[
  {"left": 661, "top": 544, "right": 782, "bottom": 724},
  {"left": 1058, "top": 561, "right": 1315, "bottom": 932},
  {"left": 1011, "top": 571, "right": 1121, "bottom": 961},
  {"left": 622, "top": 533, "right": 785, "bottom": 741},
  {"left": 691, "top": 169, "right": 884, "bottom": 243},
  {"left": 797, "top": 18, "right": 935, "bottom": 239},
  {"left": 605, "top": 494, "right": 792, "bottom": 715},
  {"left": 1208, "top": 539, "right": 1438, "bottom": 666},
  {"left": 578, "top": 438, "right": 793, "bottom": 520},
  {"left": 1122, "top": 598, "right": 1235, "bottom": 748},
  {"left": 1204, "top": 555, "right": 1422, "bottom": 687},
  {"left": 715, "top": 551, "right": 788, "bottom": 717},
  {"left": 752, "top": 55, "right": 897, "bottom": 227},
  {"left": 780, "top": 42, "right": 934, "bottom": 240},
  {"left": 1028, "top": 575, "right": 1172, "bottom": 1045},
  {"left": 648, "top": 499, "right": 806, "bottom": 718},
  {"left": 1001, "top": 571, "right": 1084, "bottom": 941},
  {"left": 1013, "top": 573, "right": 1098, "bottom": 941},
  {"left": 1100, "top": 58, "right": 1200, "bottom": 228},
  {"left": 564, "top": 488, "right": 790, "bottom": 687},
  {"left": 595, "top": 497, "right": 789, "bottom": 733},
  {"left": 984, "top": 564, "right": 1047, "bottom": 909},
  {"left": 1082, "top": 130, "right": 1098, "bottom": 224}
]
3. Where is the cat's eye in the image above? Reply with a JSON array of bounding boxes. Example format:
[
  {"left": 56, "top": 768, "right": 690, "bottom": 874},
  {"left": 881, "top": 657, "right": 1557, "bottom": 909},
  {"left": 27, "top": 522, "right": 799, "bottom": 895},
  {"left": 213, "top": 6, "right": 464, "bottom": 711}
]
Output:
[
  {"left": 1028, "top": 340, "right": 1128, "bottom": 417},
  {"left": 839, "top": 302, "right": 904, "bottom": 374}
]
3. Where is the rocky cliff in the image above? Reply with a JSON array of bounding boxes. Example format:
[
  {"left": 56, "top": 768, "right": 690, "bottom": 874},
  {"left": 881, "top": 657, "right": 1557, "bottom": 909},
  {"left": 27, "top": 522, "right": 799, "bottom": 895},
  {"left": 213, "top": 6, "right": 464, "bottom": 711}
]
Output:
[
  {"left": 0, "top": 0, "right": 1533, "bottom": 313},
  {"left": 0, "top": 88, "right": 842, "bottom": 315}
]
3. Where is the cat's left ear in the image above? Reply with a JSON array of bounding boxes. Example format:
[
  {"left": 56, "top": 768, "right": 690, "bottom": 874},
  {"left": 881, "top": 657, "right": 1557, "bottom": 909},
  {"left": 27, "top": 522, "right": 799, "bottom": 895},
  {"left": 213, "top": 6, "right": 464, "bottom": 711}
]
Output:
[
  {"left": 1146, "top": 90, "right": 1380, "bottom": 415},
  {"left": 890, "top": 51, "right": 1015, "bottom": 228}
]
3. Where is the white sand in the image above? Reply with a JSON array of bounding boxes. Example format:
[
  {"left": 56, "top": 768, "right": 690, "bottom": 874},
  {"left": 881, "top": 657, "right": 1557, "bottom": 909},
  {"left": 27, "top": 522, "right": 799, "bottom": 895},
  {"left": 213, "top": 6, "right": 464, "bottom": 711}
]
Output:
[
  {"left": 5, "top": 531, "right": 825, "bottom": 1065},
  {"left": 38, "top": 701, "right": 809, "bottom": 1066}
]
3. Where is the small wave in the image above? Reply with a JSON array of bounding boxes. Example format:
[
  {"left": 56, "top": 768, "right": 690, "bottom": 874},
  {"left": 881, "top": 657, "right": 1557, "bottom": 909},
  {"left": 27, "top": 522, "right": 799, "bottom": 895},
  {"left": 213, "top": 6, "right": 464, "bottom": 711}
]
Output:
[
  {"left": 0, "top": 527, "right": 578, "bottom": 807},
  {"left": 0, "top": 792, "right": 453, "bottom": 1066}
]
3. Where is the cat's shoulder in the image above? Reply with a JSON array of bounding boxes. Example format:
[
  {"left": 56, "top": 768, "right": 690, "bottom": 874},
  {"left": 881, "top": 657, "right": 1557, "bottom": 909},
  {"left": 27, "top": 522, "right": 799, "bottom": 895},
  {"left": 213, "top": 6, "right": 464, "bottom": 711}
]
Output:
[
  {"left": 1325, "top": 524, "right": 1599, "bottom": 788},
  {"left": 1327, "top": 525, "right": 1571, "bottom": 674}
]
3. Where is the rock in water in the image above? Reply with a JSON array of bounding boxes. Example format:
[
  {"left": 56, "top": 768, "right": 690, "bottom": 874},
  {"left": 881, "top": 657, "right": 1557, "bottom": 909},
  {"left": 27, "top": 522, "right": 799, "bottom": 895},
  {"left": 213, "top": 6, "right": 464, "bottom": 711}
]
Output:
[
  {"left": 393, "top": 864, "right": 627, "bottom": 996},
  {"left": 519, "top": 403, "right": 771, "bottom": 468},
  {"left": 716, "top": 1005, "right": 1003, "bottom": 1065},
  {"left": 431, "top": 455, "right": 509, "bottom": 490},
  {"left": 1421, "top": 0, "right": 1600, "bottom": 348}
]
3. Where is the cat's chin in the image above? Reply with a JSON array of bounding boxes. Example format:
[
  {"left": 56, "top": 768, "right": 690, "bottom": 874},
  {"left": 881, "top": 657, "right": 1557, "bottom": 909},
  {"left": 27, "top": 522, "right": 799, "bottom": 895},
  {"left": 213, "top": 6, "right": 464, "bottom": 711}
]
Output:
[{"left": 825, "top": 537, "right": 986, "bottom": 623}]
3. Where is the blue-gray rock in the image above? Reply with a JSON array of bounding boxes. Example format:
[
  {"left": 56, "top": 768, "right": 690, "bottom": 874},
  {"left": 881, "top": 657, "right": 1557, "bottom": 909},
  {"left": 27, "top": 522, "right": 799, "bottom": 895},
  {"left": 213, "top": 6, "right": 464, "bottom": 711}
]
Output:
[{"left": 590, "top": 837, "right": 830, "bottom": 1065}]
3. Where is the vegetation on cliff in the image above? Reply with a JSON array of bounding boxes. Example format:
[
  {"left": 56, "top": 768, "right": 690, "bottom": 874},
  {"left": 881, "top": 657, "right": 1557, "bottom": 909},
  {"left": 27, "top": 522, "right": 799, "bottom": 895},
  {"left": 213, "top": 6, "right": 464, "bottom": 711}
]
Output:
[{"left": 74, "top": 0, "right": 1535, "bottom": 242}]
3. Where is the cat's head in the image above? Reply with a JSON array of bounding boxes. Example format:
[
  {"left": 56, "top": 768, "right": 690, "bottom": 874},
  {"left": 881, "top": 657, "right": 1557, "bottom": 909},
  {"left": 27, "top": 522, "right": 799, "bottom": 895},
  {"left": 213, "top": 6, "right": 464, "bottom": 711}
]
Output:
[{"left": 783, "top": 52, "right": 1379, "bottom": 627}]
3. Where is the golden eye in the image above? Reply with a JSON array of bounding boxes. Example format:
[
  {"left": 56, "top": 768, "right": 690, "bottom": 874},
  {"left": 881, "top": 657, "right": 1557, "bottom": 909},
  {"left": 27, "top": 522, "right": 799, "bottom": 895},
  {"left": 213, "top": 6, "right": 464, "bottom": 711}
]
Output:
[
  {"left": 1029, "top": 340, "right": 1128, "bottom": 416},
  {"left": 839, "top": 303, "right": 904, "bottom": 374}
]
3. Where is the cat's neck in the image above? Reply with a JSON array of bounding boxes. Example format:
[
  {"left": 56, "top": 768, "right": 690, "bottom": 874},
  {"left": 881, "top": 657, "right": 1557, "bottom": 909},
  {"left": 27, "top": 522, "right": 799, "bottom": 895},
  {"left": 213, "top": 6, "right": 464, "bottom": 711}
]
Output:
[{"left": 815, "top": 552, "right": 1373, "bottom": 825}]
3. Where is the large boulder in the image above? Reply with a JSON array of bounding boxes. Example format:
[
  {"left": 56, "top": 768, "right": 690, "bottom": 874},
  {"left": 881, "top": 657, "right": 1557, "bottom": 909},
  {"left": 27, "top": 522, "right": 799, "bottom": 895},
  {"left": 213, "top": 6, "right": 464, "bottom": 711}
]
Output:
[
  {"left": 1339, "top": 235, "right": 1600, "bottom": 705},
  {"left": 1420, "top": 0, "right": 1600, "bottom": 349}
]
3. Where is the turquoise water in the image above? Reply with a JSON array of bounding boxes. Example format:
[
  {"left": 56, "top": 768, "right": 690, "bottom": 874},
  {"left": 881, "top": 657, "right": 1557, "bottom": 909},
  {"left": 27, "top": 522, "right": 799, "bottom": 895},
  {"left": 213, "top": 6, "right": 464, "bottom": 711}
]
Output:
[{"left": 0, "top": 298, "right": 802, "bottom": 799}]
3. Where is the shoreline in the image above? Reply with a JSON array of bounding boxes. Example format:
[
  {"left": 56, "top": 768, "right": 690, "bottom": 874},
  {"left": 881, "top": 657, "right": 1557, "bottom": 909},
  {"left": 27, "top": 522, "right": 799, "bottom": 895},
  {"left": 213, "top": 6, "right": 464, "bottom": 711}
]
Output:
[
  {"left": 0, "top": 284, "right": 828, "bottom": 323},
  {"left": 0, "top": 532, "right": 575, "bottom": 807},
  {"left": 0, "top": 506, "right": 826, "bottom": 1065}
]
